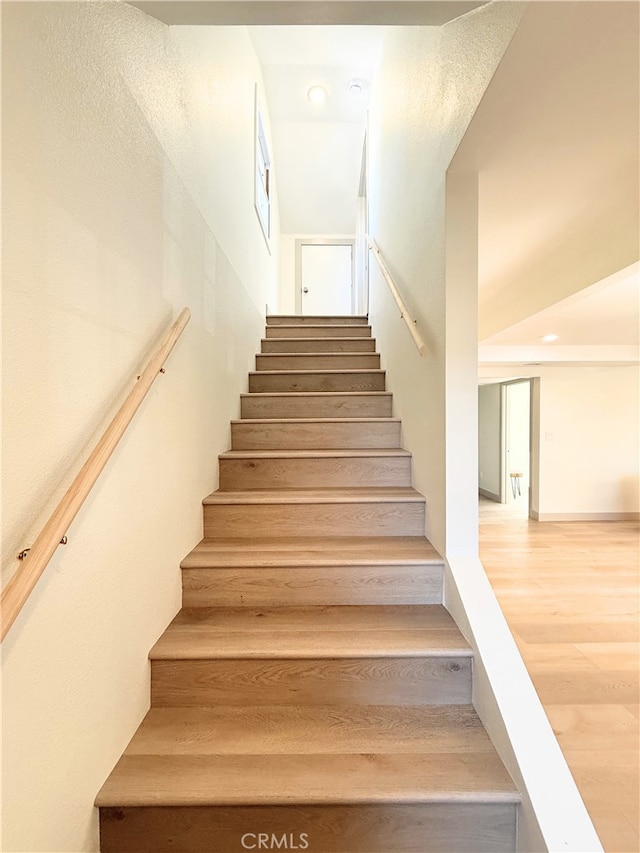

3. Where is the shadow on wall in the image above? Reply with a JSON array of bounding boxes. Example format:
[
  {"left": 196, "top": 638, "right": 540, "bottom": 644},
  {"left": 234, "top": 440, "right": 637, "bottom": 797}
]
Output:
[{"left": 619, "top": 475, "right": 640, "bottom": 513}]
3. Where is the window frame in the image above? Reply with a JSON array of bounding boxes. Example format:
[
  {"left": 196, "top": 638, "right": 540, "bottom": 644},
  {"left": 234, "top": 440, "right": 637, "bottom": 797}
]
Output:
[{"left": 254, "top": 89, "right": 271, "bottom": 250}]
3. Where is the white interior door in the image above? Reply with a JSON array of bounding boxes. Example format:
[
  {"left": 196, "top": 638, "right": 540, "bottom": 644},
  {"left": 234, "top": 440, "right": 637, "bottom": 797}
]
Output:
[{"left": 300, "top": 243, "right": 353, "bottom": 315}]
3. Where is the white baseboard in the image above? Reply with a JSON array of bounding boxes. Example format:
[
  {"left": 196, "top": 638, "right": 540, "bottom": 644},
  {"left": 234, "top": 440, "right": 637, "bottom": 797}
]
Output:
[
  {"left": 530, "top": 510, "right": 640, "bottom": 521},
  {"left": 479, "top": 488, "right": 501, "bottom": 502}
]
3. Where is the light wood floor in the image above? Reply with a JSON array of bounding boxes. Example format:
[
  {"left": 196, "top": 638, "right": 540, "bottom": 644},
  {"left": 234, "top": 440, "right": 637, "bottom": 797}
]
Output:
[{"left": 479, "top": 497, "right": 640, "bottom": 853}]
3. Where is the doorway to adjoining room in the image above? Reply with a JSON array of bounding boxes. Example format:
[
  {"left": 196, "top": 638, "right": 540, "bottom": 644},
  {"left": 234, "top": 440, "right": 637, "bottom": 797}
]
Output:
[{"left": 478, "top": 379, "right": 531, "bottom": 518}]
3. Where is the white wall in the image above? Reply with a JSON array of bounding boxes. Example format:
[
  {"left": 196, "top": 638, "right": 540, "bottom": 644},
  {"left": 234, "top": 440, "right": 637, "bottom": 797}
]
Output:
[
  {"left": 367, "top": 8, "right": 604, "bottom": 850},
  {"left": 279, "top": 233, "right": 355, "bottom": 313},
  {"left": 367, "top": 3, "right": 524, "bottom": 553},
  {"left": 273, "top": 122, "right": 365, "bottom": 233},
  {"left": 535, "top": 365, "right": 640, "bottom": 519},
  {"left": 1, "top": 4, "right": 279, "bottom": 851},
  {"left": 478, "top": 384, "right": 502, "bottom": 499},
  {"left": 478, "top": 364, "right": 640, "bottom": 519}
]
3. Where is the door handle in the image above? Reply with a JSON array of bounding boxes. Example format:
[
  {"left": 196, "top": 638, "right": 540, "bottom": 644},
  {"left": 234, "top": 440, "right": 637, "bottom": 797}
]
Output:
[{"left": 303, "top": 288, "right": 309, "bottom": 293}]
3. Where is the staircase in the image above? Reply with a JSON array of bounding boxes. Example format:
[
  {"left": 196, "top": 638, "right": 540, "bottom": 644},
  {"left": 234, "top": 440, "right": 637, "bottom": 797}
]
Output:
[{"left": 96, "top": 315, "right": 520, "bottom": 852}]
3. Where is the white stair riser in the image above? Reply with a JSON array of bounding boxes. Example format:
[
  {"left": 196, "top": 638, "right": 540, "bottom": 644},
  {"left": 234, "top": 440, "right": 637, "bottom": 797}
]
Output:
[
  {"left": 231, "top": 420, "right": 401, "bottom": 449},
  {"left": 218, "top": 456, "right": 412, "bottom": 490},
  {"left": 241, "top": 394, "right": 392, "bottom": 419},
  {"left": 181, "top": 565, "right": 444, "bottom": 607}
]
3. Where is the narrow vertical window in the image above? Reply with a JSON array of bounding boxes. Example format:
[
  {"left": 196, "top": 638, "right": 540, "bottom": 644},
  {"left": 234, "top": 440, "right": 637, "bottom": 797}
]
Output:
[{"left": 255, "top": 92, "right": 271, "bottom": 247}]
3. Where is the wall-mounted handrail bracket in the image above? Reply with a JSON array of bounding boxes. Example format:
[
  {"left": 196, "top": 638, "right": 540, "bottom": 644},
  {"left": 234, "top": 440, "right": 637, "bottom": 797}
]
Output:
[
  {"left": 137, "top": 367, "right": 166, "bottom": 381},
  {"left": 366, "top": 235, "right": 427, "bottom": 357},
  {"left": 2, "top": 307, "right": 191, "bottom": 642},
  {"left": 18, "top": 536, "right": 68, "bottom": 561}
]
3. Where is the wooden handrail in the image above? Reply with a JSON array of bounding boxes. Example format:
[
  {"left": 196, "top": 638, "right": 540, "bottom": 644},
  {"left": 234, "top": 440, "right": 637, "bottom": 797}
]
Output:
[
  {"left": 366, "top": 235, "right": 426, "bottom": 356},
  {"left": 1, "top": 308, "right": 191, "bottom": 642}
]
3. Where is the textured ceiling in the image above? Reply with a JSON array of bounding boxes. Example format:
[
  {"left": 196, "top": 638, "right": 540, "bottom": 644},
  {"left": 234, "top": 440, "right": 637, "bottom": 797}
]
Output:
[{"left": 130, "top": 1, "right": 487, "bottom": 26}]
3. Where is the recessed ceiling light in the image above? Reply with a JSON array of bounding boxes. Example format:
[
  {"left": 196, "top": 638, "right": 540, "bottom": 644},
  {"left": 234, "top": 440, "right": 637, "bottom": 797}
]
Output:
[
  {"left": 307, "top": 85, "right": 327, "bottom": 104},
  {"left": 541, "top": 333, "right": 559, "bottom": 343}
]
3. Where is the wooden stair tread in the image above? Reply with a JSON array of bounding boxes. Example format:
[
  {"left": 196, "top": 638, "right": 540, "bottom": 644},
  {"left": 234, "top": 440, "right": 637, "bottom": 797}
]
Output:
[
  {"left": 242, "top": 391, "right": 391, "bottom": 398},
  {"left": 117, "top": 705, "right": 496, "bottom": 755},
  {"left": 181, "top": 536, "right": 442, "bottom": 568},
  {"left": 232, "top": 417, "right": 401, "bottom": 424},
  {"left": 150, "top": 631, "right": 470, "bottom": 659},
  {"left": 218, "top": 449, "right": 411, "bottom": 459},
  {"left": 262, "top": 337, "right": 376, "bottom": 341},
  {"left": 266, "top": 321, "right": 371, "bottom": 326},
  {"left": 249, "top": 369, "right": 386, "bottom": 376},
  {"left": 267, "top": 315, "right": 369, "bottom": 321},
  {"left": 266, "top": 324, "right": 372, "bottom": 331},
  {"left": 169, "top": 603, "right": 456, "bottom": 629},
  {"left": 96, "top": 752, "right": 519, "bottom": 807},
  {"left": 257, "top": 350, "right": 378, "bottom": 356},
  {"left": 203, "top": 487, "right": 425, "bottom": 505},
  {"left": 261, "top": 336, "right": 377, "bottom": 347},
  {"left": 150, "top": 605, "right": 469, "bottom": 659}
]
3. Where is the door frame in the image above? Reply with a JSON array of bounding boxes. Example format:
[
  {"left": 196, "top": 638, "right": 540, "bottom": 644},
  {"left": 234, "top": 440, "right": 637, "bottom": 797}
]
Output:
[
  {"left": 294, "top": 238, "right": 356, "bottom": 315},
  {"left": 356, "top": 133, "right": 369, "bottom": 316},
  {"left": 500, "top": 378, "right": 533, "bottom": 506}
]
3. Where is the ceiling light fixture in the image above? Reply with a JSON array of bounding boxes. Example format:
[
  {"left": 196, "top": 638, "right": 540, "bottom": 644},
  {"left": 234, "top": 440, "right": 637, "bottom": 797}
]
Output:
[
  {"left": 307, "top": 85, "right": 327, "bottom": 104},
  {"left": 541, "top": 333, "right": 559, "bottom": 343}
]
